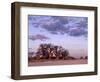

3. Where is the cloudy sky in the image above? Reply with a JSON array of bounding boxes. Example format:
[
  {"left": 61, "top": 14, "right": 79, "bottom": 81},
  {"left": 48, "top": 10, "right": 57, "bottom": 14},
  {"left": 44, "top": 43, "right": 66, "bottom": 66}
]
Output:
[{"left": 28, "top": 15, "right": 88, "bottom": 58}]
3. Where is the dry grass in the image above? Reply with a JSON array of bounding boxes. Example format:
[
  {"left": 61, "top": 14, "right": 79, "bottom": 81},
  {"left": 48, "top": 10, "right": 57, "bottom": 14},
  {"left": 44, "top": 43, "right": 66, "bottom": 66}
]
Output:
[{"left": 28, "top": 59, "right": 87, "bottom": 66}]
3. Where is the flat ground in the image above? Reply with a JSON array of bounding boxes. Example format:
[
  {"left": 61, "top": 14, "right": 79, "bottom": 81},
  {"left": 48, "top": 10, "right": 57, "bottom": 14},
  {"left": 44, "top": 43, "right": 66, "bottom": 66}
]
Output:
[{"left": 28, "top": 59, "right": 87, "bottom": 66}]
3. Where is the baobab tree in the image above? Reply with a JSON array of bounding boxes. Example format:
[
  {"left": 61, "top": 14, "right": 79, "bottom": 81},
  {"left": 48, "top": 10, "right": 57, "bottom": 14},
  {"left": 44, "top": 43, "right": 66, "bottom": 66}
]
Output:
[{"left": 34, "top": 43, "right": 70, "bottom": 60}]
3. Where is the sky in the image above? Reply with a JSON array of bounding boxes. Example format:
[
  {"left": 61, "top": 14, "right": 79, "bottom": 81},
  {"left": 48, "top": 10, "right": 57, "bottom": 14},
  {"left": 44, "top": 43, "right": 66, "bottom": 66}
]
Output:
[{"left": 28, "top": 15, "right": 88, "bottom": 58}]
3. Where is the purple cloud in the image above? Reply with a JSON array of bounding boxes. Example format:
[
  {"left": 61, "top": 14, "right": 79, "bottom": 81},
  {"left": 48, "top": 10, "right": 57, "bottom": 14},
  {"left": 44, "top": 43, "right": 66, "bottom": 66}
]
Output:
[
  {"left": 68, "top": 27, "right": 87, "bottom": 36},
  {"left": 29, "top": 34, "right": 49, "bottom": 41},
  {"left": 28, "top": 15, "right": 88, "bottom": 37}
]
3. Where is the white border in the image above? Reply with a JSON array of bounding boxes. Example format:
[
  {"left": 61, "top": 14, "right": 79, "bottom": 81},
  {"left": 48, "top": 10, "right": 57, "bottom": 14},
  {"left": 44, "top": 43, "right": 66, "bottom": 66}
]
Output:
[{"left": 20, "top": 7, "right": 95, "bottom": 75}]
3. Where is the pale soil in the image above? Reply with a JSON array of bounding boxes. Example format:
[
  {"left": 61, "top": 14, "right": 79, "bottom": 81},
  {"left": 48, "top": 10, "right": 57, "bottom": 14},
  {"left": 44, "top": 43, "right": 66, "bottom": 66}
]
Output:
[{"left": 28, "top": 59, "right": 87, "bottom": 66}]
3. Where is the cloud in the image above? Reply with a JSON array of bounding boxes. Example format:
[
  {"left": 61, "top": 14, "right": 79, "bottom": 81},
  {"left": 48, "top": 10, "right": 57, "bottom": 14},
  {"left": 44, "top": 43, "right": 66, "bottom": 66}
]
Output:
[
  {"left": 76, "top": 18, "right": 88, "bottom": 28},
  {"left": 28, "top": 15, "right": 88, "bottom": 37},
  {"left": 41, "top": 20, "right": 69, "bottom": 34},
  {"left": 29, "top": 34, "right": 49, "bottom": 41},
  {"left": 68, "top": 27, "right": 87, "bottom": 36},
  {"left": 52, "top": 16, "right": 69, "bottom": 24}
]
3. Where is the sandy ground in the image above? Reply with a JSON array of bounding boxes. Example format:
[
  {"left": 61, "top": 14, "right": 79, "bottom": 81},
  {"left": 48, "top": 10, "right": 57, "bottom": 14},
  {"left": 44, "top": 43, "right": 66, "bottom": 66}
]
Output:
[{"left": 28, "top": 59, "right": 87, "bottom": 66}]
